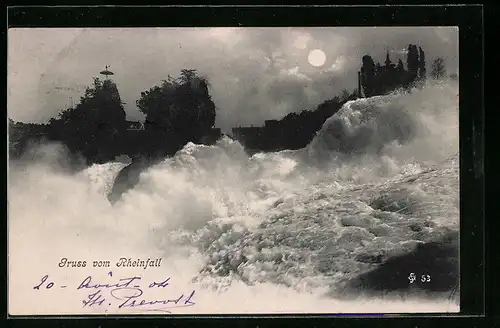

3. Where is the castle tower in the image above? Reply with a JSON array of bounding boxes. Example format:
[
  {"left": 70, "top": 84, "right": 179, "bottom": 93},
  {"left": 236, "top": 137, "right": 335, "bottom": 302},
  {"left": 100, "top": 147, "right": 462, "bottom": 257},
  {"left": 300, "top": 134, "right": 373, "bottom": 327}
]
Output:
[{"left": 385, "top": 50, "right": 392, "bottom": 67}]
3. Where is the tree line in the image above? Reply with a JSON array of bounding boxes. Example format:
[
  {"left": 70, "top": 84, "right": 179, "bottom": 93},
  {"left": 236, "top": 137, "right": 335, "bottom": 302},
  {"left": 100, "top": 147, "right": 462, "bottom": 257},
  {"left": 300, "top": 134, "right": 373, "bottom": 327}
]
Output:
[
  {"left": 360, "top": 44, "right": 449, "bottom": 97},
  {"left": 234, "top": 45, "right": 450, "bottom": 152},
  {"left": 232, "top": 89, "right": 359, "bottom": 153},
  {"left": 9, "top": 69, "right": 217, "bottom": 165},
  {"left": 9, "top": 45, "right": 451, "bottom": 163}
]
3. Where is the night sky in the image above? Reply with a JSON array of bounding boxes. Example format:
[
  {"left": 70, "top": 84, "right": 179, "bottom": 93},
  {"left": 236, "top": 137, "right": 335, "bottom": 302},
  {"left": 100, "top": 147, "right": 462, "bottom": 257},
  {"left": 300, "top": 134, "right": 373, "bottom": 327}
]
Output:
[{"left": 8, "top": 27, "right": 458, "bottom": 132}]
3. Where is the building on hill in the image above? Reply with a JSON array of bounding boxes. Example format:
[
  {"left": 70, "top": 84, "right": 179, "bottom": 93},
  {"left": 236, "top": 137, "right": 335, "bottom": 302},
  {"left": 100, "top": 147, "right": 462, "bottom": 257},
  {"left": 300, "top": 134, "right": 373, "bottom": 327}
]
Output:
[
  {"left": 264, "top": 120, "right": 279, "bottom": 129},
  {"left": 200, "top": 128, "right": 222, "bottom": 145},
  {"left": 232, "top": 126, "right": 264, "bottom": 149},
  {"left": 232, "top": 126, "right": 263, "bottom": 141}
]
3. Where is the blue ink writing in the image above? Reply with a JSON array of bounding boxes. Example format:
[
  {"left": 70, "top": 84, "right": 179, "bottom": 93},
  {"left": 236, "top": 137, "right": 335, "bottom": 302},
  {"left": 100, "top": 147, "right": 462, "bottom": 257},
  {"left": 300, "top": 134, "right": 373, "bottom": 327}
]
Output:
[
  {"left": 82, "top": 290, "right": 106, "bottom": 308},
  {"left": 111, "top": 287, "right": 196, "bottom": 313},
  {"left": 149, "top": 277, "right": 170, "bottom": 288},
  {"left": 32, "top": 273, "right": 196, "bottom": 313},
  {"left": 77, "top": 275, "right": 141, "bottom": 290},
  {"left": 34, "top": 275, "right": 54, "bottom": 290}
]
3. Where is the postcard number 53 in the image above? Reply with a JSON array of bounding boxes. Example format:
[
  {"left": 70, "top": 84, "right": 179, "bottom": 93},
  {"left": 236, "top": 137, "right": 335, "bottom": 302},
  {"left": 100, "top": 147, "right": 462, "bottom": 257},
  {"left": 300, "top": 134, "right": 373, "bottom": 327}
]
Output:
[{"left": 421, "top": 274, "right": 431, "bottom": 283}]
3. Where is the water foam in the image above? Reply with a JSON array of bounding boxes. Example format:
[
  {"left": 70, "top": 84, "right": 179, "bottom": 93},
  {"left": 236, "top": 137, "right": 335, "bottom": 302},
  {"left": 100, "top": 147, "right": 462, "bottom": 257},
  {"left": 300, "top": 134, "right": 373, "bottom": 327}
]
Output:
[{"left": 8, "top": 81, "right": 459, "bottom": 314}]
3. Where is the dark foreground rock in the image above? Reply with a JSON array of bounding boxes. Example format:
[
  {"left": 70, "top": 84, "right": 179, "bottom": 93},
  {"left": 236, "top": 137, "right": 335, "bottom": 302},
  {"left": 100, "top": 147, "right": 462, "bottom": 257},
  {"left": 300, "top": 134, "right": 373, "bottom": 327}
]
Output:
[
  {"left": 107, "top": 157, "right": 159, "bottom": 204},
  {"left": 337, "top": 231, "right": 459, "bottom": 300}
]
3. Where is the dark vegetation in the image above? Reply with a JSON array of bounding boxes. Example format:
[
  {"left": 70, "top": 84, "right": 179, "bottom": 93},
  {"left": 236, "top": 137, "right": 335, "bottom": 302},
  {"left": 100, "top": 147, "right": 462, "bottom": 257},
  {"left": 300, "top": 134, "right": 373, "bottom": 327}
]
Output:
[
  {"left": 232, "top": 45, "right": 447, "bottom": 153},
  {"left": 9, "top": 119, "right": 50, "bottom": 158},
  {"left": 46, "top": 77, "right": 128, "bottom": 164},
  {"left": 9, "top": 45, "right": 449, "bottom": 165},
  {"left": 345, "top": 230, "right": 459, "bottom": 297},
  {"left": 359, "top": 45, "right": 427, "bottom": 97},
  {"left": 232, "top": 90, "right": 359, "bottom": 153},
  {"left": 136, "top": 69, "right": 217, "bottom": 160},
  {"left": 9, "top": 69, "right": 217, "bottom": 166}
]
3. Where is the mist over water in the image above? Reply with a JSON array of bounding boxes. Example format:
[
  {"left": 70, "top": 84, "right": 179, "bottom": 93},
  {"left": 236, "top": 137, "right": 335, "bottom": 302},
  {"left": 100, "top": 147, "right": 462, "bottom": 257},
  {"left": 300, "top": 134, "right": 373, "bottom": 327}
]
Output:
[{"left": 8, "top": 81, "right": 459, "bottom": 314}]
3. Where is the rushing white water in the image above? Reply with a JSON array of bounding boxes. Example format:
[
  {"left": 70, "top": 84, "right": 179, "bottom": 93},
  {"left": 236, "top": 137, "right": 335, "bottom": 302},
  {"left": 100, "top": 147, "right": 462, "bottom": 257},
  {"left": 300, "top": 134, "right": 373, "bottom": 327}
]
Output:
[{"left": 8, "top": 81, "right": 459, "bottom": 315}]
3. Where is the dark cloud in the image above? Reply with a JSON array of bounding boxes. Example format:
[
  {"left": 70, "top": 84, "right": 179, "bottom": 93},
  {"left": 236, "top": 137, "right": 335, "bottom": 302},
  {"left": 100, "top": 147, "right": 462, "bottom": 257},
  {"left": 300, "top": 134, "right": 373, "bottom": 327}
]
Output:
[{"left": 8, "top": 27, "right": 458, "bottom": 133}]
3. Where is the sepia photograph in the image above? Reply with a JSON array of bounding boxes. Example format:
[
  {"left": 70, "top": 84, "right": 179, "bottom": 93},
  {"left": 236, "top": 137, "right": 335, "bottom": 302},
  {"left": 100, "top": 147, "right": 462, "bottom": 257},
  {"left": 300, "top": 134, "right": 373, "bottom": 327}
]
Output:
[{"left": 8, "top": 26, "right": 459, "bottom": 315}]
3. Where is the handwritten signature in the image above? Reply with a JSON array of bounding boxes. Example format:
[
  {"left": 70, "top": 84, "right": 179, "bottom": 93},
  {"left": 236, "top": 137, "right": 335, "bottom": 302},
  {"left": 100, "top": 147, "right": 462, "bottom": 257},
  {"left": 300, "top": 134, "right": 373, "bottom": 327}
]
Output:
[{"left": 33, "top": 273, "right": 196, "bottom": 313}]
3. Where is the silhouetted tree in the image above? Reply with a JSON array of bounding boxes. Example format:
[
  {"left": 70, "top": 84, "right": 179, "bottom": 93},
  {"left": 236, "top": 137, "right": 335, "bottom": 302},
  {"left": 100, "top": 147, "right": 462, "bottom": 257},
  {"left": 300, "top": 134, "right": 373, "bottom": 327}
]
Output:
[
  {"left": 359, "top": 44, "right": 433, "bottom": 96},
  {"left": 360, "top": 55, "right": 377, "bottom": 97},
  {"left": 397, "top": 58, "right": 405, "bottom": 72},
  {"left": 418, "top": 47, "right": 427, "bottom": 82},
  {"left": 375, "top": 62, "right": 383, "bottom": 75},
  {"left": 352, "top": 88, "right": 360, "bottom": 100},
  {"left": 9, "top": 119, "right": 50, "bottom": 159},
  {"left": 407, "top": 44, "right": 420, "bottom": 86},
  {"left": 372, "top": 61, "right": 383, "bottom": 94},
  {"left": 396, "top": 58, "right": 406, "bottom": 88},
  {"left": 48, "top": 77, "right": 127, "bottom": 163},
  {"left": 431, "top": 57, "right": 446, "bottom": 80},
  {"left": 136, "top": 69, "right": 216, "bottom": 157},
  {"left": 341, "top": 89, "right": 351, "bottom": 102}
]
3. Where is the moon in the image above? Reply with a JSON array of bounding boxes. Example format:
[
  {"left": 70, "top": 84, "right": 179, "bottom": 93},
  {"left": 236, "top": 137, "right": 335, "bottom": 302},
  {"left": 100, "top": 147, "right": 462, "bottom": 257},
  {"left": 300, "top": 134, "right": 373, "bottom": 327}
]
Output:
[{"left": 308, "top": 49, "right": 326, "bottom": 67}]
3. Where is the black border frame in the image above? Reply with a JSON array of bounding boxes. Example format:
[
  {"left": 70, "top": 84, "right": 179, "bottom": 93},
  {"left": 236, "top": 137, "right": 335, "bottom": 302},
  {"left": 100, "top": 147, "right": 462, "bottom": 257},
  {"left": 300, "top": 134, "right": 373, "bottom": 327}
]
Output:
[{"left": 4, "top": 5, "right": 485, "bottom": 327}]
